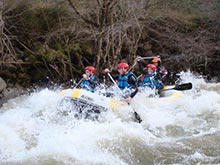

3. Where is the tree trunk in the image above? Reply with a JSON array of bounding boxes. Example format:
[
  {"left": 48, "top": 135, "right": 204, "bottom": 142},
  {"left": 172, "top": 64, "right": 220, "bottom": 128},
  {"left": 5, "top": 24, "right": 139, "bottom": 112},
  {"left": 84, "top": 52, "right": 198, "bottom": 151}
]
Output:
[{"left": 0, "top": 0, "right": 3, "bottom": 58}]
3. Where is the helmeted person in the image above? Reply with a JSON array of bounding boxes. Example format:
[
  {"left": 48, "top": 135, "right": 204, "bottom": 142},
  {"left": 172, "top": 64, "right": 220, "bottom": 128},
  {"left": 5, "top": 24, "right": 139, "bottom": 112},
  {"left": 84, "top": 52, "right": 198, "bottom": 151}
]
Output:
[
  {"left": 136, "top": 57, "right": 163, "bottom": 90},
  {"left": 81, "top": 66, "right": 99, "bottom": 92},
  {"left": 151, "top": 56, "right": 168, "bottom": 83},
  {"left": 139, "top": 64, "right": 163, "bottom": 89},
  {"left": 104, "top": 62, "right": 138, "bottom": 99}
]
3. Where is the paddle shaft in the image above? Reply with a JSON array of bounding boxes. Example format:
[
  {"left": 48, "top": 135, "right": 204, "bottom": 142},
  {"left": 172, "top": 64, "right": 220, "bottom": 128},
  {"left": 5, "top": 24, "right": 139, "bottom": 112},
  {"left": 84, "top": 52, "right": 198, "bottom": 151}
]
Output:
[
  {"left": 75, "top": 78, "right": 83, "bottom": 88},
  {"left": 107, "top": 73, "right": 126, "bottom": 98},
  {"left": 128, "top": 61, "right": 137, "bottom": 72},
  {"left": 128, "top": 56, "right": 157, "bottom": 72},
  {"left": 141, "top": 56, "right": 157, "bottom": 60},
  {"left": 107, "top": 73, "right": 142, "bottom": 123}
]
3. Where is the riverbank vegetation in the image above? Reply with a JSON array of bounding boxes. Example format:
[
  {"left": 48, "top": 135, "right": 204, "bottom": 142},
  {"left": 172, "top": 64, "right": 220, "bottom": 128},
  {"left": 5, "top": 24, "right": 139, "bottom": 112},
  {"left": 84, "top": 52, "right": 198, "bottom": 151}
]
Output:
[{"left": 0, "top": 0, "right": 220, "bottom": 86}]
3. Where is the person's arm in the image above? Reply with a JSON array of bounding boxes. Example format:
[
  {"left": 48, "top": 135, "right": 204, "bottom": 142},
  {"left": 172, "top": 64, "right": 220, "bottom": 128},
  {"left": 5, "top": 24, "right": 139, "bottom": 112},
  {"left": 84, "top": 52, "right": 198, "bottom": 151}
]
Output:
[
  {"left": 137, "top": 61, "right": 147, "bottom": 74},
  {"left": 124, "top": 81, "right": 138, "bottom": 103},
  {"left": 108, "top": 73, "right": 118, "bottom": 80},
  {"left": 128, "top": 74, "right": 137, "bottom": 87},
  {"left": 104, "top": 68, "right": 119, "bottom": 80},
  {"left": 128, "top": 73, "right": 138, "bottom": 98},
  {"left": 88, "top": 76, "right": 99, "bottom": 86},
  {"left": 89, "top": 76, "right": 103, "bottom": 90}
]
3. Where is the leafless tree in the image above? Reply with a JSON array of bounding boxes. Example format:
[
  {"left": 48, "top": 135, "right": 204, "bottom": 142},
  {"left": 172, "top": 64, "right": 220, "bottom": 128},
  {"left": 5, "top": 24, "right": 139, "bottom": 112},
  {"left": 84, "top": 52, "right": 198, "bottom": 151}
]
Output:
[
  {"left": 0, "top": 0, "right": 3, "bottom": 59},
  {"left": 0, "top": 0, "right": 18, "bottom": 62},
  {"left": 67, "top": 0, "right": 165, "bottom": 72}
]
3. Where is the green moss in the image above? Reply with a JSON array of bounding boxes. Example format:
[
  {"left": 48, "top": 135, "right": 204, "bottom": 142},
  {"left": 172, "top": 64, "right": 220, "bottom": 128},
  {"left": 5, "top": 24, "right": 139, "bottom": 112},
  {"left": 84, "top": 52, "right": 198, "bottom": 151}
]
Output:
[{"left": 35, "top": 45, "right": 67, "bottom": 62}]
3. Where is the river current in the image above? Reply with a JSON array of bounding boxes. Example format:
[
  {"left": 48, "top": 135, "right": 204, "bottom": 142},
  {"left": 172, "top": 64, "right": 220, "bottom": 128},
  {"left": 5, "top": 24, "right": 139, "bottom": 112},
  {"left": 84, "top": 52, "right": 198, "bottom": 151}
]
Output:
[{"left": 1, "top": 71, "right": 220, "bottom": 165}]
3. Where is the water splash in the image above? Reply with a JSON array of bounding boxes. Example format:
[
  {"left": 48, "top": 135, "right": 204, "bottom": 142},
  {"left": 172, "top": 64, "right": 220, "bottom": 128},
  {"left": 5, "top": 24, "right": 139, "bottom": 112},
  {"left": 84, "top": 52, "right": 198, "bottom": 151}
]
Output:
[{"left": 1, "top": 72, "right": 220, "bottom": 164}]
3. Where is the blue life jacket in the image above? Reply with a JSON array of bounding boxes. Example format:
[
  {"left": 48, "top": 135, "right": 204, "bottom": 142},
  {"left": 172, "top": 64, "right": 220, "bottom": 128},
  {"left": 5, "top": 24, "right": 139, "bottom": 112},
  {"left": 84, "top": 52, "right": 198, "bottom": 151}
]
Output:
[
  {"left": 140, "top": 73, "right": 163, "bottom": 89},
  {"left": 118, "top": 72, "right": 136, "bottom": 90},
  {"left": 81, "top": 75, "right": 97, "bottom": 92}
]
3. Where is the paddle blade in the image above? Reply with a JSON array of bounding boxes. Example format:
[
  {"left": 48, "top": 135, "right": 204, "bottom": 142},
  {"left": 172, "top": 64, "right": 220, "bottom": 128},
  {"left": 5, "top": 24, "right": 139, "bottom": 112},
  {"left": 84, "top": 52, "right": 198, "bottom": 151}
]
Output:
[{"left": 173, "top": 83, "right": 192, "bottom": 91}]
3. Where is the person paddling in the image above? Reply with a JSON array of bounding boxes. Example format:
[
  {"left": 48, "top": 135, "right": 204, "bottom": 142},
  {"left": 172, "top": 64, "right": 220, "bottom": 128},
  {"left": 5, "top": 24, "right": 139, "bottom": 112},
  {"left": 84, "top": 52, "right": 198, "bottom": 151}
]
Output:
[
  {"left": 81, "top": 66, "right": 99, "bottom": 92},
  {"left": 136, "top": 57, "right": 163, "bottom": 90},
  {"left": 104, "top": 62, "right": 138, "bottom": 101},
  {"left": 152, "top": 56, "right": 168, "bottom": 83},
  {"left": 104, "top": 62, "right": 141, "bottom": 122}
]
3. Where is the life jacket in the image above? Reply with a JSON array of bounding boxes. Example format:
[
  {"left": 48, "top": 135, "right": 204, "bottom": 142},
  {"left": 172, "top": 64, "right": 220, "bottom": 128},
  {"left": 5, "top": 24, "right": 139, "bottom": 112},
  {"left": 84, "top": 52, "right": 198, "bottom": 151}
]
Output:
[
  {"left": 118, "top": 72, "right": 136, "bottom": 90},
  {"left": 81, "top": 75, "right": 97, "bottom": 92},
  {"left": 140, "top": 72, "right": 163, "bottom": 89}
]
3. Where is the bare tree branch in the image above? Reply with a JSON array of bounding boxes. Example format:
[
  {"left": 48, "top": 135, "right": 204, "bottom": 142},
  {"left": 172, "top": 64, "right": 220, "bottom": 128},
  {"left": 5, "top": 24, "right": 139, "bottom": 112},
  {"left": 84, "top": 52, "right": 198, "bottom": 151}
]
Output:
[{"left": 67, "top": 0, "right": 99, "bottom": 28}]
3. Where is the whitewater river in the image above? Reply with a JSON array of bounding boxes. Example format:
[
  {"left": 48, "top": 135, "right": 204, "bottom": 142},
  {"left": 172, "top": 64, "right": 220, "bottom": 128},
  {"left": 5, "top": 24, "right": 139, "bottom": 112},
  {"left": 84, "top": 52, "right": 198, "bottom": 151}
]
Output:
[{"left": 1, "top": 72, "right": 220, "bottom": 165}]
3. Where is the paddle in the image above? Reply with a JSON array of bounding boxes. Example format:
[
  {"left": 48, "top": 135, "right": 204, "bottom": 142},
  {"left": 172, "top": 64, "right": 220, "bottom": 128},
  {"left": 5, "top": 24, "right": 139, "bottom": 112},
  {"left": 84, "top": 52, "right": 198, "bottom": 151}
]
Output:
[
  {"left": 163, "top": 83, "right": 192, "bottom": 91},
  {"left": 140, "top": 56, "right": 157, "bottom": 60},
  {"left": 74, "top": 78, "right": 83, "bottom": 88},
  {"left": 107, "top": 73, "right": 142, "bottom": 123},
  {"left": 128, "top": 56, "right": 157, "bottom": 72}
]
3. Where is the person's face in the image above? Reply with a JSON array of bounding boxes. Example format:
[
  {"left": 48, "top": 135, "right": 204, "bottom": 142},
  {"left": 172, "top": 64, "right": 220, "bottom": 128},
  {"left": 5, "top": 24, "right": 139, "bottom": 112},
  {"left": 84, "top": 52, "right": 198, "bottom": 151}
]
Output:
[
  {"left": 148, "top": 68, "right": 154, "bottom": 74},
  {"left": 85, "top": 70, "right": 92, "bottom": 76},
  {"left": 118, "top": 68, "right": 125, "bottom": 75}
]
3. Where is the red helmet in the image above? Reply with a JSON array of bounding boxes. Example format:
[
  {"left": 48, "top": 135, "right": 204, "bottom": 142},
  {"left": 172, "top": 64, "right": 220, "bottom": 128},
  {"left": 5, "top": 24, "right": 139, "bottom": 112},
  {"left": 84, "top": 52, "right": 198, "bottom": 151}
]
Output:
[
  {"left": 152, "top": 57, "right": 161, "bottom": 63},
  {"left": 85, "top": 66, "right": 96, "bottom": 74},
  {"left": 117, "top": 62, "right": 129, "bottom": 70},
  {"left": 146, "top": 64, "right": 157, "bottom": 71}
]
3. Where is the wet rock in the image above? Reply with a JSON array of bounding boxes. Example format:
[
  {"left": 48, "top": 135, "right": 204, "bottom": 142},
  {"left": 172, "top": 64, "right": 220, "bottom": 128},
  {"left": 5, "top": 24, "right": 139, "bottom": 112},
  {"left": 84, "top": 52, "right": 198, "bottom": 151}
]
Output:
[
  {"left": 0, "top": 88, "right": 22, "bottom": 107},
  {"left": 0, "top": 77, "right": 7, "bottom": 92},
  {"left": 0, "top": 77, "right": 24, "bottom": 107},
  {"left": 0, "top": 87, "right": 24, "bottom": 107}
]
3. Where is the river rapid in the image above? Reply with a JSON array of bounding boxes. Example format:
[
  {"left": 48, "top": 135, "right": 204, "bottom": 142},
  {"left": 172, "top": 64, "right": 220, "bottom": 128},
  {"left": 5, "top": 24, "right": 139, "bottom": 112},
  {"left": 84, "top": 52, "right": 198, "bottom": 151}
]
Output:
[{"left": 1, "top": 71, "right": 220, "bottom": 165}]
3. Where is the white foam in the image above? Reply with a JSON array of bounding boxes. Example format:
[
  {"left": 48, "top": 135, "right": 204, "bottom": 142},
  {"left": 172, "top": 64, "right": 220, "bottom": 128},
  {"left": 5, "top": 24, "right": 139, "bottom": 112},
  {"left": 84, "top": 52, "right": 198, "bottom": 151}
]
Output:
[{"left": 1, "top": 72, "right": 220, "bottom": 164}]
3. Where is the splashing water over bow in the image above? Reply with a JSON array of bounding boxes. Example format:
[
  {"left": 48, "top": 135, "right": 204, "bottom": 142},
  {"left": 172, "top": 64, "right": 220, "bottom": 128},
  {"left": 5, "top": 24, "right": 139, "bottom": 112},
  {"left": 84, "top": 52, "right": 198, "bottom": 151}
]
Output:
[{"left": 1, "top": 72, "right": 220, "bottom": 164}]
